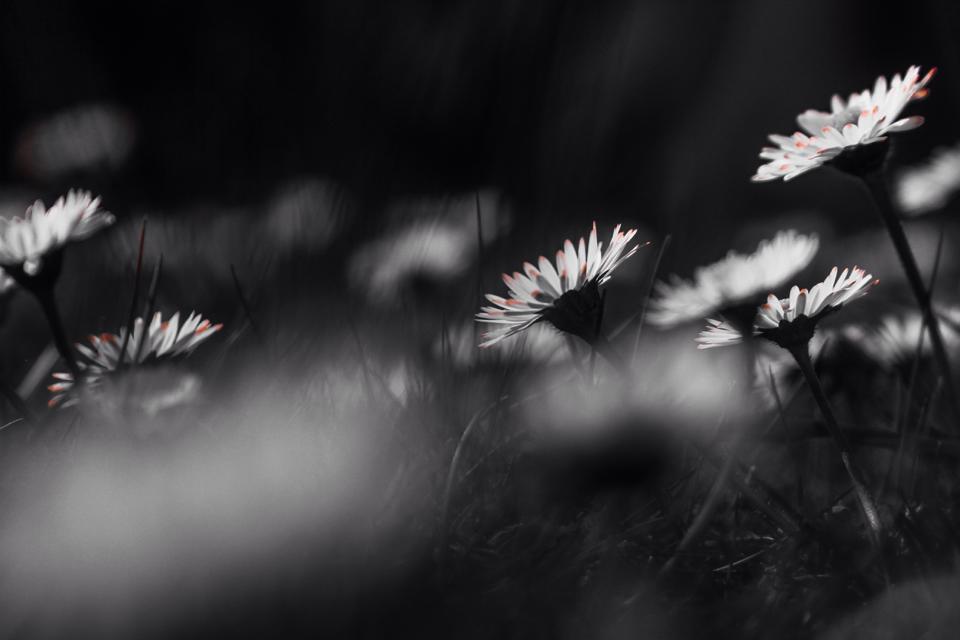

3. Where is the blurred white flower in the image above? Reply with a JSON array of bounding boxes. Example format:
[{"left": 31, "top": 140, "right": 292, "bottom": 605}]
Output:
[
  {"left": 0, "top": 190, "right": 114, "bottom": 276},
  {"left": 753, "top": 66, "right": 935, "bottom": 182},
  {"left": 476, "top": 223, "right": 642, "bottom": 347},
  {"left": 264, "top": 178, "right": 345, "bottom": 252},
  {"left": 696, "top": 318, "right": 752, "bottom": 349},
  {"left": 856, "top": 310, "right": 960, "bottom": 370},
  {"left": 649, "top": 230, "right": 819, "bottom": 327},
  {"left": 350, "top": 219, "right": 472, "bottom": 302},
  {"left": 436, "top": 321, "right": 568, "bottom": 368},
  {"left": 49, "top": 311, "right": 222, "bottom": 407},
  {"left": 14, "top": 103, "right": 136, "bottom": 180},
  {"left": 349, "top": 190, "right": 511, "bottom": 304},
  {"left": 896, "top": 143, "right": 960, "bottom": 215}
]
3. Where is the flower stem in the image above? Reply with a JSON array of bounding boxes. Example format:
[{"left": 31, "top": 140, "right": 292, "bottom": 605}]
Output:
[
  {"left": 861, "top": 171, "right": 960, "bottom": 428},
  {"left": 788, "top": 343, "right": 883, "bottom": 551},
  {"left": 34, "top": 287, "right": 80, "bottom": 381}
]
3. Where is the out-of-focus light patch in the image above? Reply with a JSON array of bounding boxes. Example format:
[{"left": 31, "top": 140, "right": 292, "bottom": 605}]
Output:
[
  {"left": 820, "top": 575, "right": 960, "bottom": 640},
  {"left": 0, "top": 365, "right": 428, "bottom": 637},
  {"left": 522, "top": 330, "right": 753, "bottom": 450},
  {"left": 109, "top": 205, "right": 271, "bottom": 291},
  {"left": 348, "top": 189, "right": 511, "bottom": 304},
  {"left": 14, "top": 103, "right": 136, "bottom": 180},
  {"left": 76, "top": 366, "right": 203, "bottom": 437},
  {"left": 896, "top": 143, "right": 960, "bottom": 216},
  {"left": 264, "top": 177, "right": 348, "bottom": 252},
  {"left": 435, "top": 321, "right": 567, "bottom": 369},
  {"left": 0, "top": 266, "right": 14, "bottom": 297},
  {"left": 851, "top": 308, "right": 960, "bottom": 371},
  {"left": 386, "top": 360, "right": 429, "bottom": 405},
  {"left": 821, "top": 226, "right": 957, "bottom": 292},
  {"left": 349, "top": 218, "right": 473, "bottom": 302}
]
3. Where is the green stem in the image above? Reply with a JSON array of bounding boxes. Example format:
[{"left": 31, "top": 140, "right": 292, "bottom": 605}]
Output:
[
  {"left": 861, "top": 171, "right": 960, "bottom": 429},
  {"left": 789, "top": 343, "right": 883, "bottom": 551}
]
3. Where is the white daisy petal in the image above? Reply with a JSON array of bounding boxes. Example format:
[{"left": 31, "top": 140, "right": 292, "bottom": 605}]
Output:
[
  {"left": 0, "top": 190, "right": 114, "bottom": 272},
  {"left": 476, "top": 222, "right": 643, "bottom": 347},
  {"left": 47, "top": 311, "right": 222, "bottom": 408},
  {"left": 754, "top": 66, "right": 934, "bottom": 182}
]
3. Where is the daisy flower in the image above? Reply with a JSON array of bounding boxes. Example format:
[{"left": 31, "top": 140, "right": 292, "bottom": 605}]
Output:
[
  {"left": 755, "top": 266, "right": 877, "bottom": 349},
  {"left": 48, "top": 311, "right": 222, "bottom": 407},
  {"left": 649, "top": 230, "right": 819, "bottom": 328},
  {"left": 0, "top": 190, "right": 115, "bottom": 277},
  {"left": 753, "top": 266, "right": 884, "bottom": 546},
  {"left": 753, "top": 66, "right": 936, "bottom": 182},
  {"left": 476, "top": 223, "right": 642, "bottom": 347},
  {"left": 896, "top": 142, "right": 960, "bottom": 215}
]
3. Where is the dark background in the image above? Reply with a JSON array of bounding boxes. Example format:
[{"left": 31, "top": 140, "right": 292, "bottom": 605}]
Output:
[{"left": 3, "top": 0, "right": 959, "bottom": 248}]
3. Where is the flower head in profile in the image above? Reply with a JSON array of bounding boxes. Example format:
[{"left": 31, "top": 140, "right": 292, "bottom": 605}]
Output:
[
  {"left": 48, "top": 311, "right": 222, "bottom": 407},
  {"left": 649, "top": 230, "right": 819, "bottom": 329},
  {"left": 697, "top": 266, "right": 876, "bottom": 351},
  {"left": 476, "top": 223, "right": 643, "bottom": 347},
  {"left": 753, "top": 66, "right": 936, "bottom": 182},
  {"left": 896, "top": 142, "right": 960, "bottom": 215},
  {"left": 0, "top": 190, "right": 115, "bottom": 277},
  {"left": 755, "top": 266, "right": 878, "bottom": 349}
]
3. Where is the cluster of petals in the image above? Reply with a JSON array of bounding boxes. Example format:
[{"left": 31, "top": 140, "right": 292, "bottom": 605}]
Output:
[
  {"left": 49, "top": 311, "right": 222, "bottom": 407},
  {"left": 476, "top": 223, "right": 641, "bottom": 347},
  {"left": 649, "top": 230, "right": 819, "bottom": 327},
  {"left": 696, "top": 318, "right": 752, "bottom": 349},
  {"left": 753, "top": 66, "right": 935, "bottom": 182},
  {"left": 0, "top": 190, "right": 115, "bottom": 275},
  {"left": 755, "top": 266, "right": 877, "bottom": 330}
]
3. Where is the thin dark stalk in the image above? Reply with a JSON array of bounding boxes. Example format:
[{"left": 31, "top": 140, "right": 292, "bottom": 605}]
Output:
[
  {"left": 589, "top": 289, "right": 607, "bottom": 381},
  {"left": 117, "top": 217, "right": 147, "bottom": 369},
  {"left": 132, "top": 256, "right": 164, "bottom": 365},
  {"left": 473, "top": 192, "right": 486, "bottom": 349},
  {"left": 229, "top": 263, "right": 262, "bottom": 344},
  {"left": 0, "top": 380, "right": 35, "bottom": 425},
  {"left": 788, "top": 343, "right": 883, "bottom": 551},
  {"left": 768, "top": 366, "right": 804, "bottom": 509},
  {"left": 860, "top": 171, "right": 960, "bottom": 427},
  {"left": 632, "top": 235, "right": 671, "bottom": 360},
  {"left": 475, "top": 191, "right": 486, "bottom": 299},
  {"left": 35, "top": 287, "right": 80, "bottom": 380}
]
